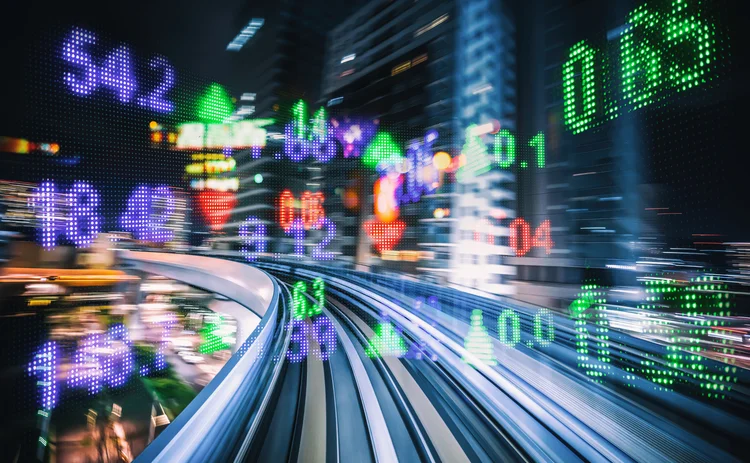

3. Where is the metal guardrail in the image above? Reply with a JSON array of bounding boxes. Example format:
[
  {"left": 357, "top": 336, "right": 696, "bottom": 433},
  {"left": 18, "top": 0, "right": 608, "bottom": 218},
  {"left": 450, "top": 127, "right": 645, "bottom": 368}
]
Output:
[{"left": 120, "top": 251, "right": 285, "bottom": 463}]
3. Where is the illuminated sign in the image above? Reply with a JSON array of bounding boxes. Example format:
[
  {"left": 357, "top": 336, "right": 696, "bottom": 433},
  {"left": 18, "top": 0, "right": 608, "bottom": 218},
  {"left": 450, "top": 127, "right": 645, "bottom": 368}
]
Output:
[
  {"left": 633, "top": 275, "right": 737, "bottom": 397},
  {"left": 240, "top": 216, "right": 266, "bottom": 261},
  {"left": 400, "top": 130, "right": 439, "bottom": 204},
  {"left": 463, "top": 307, "right": 556, "bottom": 366},
  {"left": 509, "top": 218, "right": 553, "bottom": 256},
  {"left": 463, "top": 309, "right": 497, "bottom": 366},
  {"left": 31, "top": 181, "right": 179, "bottom": 248},
  {"left": 189, "top": 178, "right": 239, "bottom": 191},
  {"left": 563, "top": 0, "right": 723, "bottom": 134},
  {"left": 458, "top": 126, "right": 546, "bottom": 182},
  {"left": 176, "top": 120, "right": 271, "bottom": 149},
  {"left": 197, "top": 83, "right": 234, "bottom": 123},
  {"left": 28, "top": 342, "right": 58, "bottom": 409},
  {"left": 330, "top": 117, "right": 379, "bottom": 158},
  {"left": 374, "top": 176, "right": 401, "bottom": 223},
  {"left": 457, "top": 125, "right": 491, "bottom": 182},
  {"left": 380, "top": 250, "right": 434, "bottom": 262},
  {"left": 31, "top": 320, "right": 174, "bottom": 408},
  {"left": 569, "top": 283, "right": 611, "bottom": 382},
  {"left": 191, "top": 153, "right": 227, "bottom": 161},
  {"left": 0, "top": 136, "right": 60, "bottom": 155},
  {"left": 287, "top": 315, "right": 337, "bottom": 362},
  {"left": 62, "top": 27, "right": 175, "bottom": 112},
  {"left": 120, "top": 185, "right": 176, "bottom": 243},
  {"left": 277, "top": 190, "right": 326, "bottom": 231},
  {"left": 199, "top": 316, "right": 232, "bottom": 354},
  {"left": 291, "top": 278, "right": 324, "bottom": 320},
  {"left": 185, "top": 157, "right": 236, "bottom": 175},
  {"left": 283, "top": 101, "right": 336, "bottom": 162},
  {"left": 366, "top": 319, "right": 407, "bottom": 358},
  {"left": 196, "top": 191, "right": 237, "bottom": 231},
  {"left": 238, "top": 192, "right": 334, "bottom": 261},
  {"left": 362, "top": 132, "right": 404, "bottom": 168},
  {"left": 364, "top": 174, "right": 406, "bottom": 253}
]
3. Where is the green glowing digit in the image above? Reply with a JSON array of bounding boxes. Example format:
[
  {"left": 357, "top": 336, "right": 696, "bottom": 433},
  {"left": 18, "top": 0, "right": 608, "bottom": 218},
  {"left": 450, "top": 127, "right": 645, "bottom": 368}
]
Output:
[
  {"left": 292, "top": 281, "right": 309, "bottom": 320},
  {"left": 569, "top": 283, "right": 610, "bottom": 382},
  {"left": 620, "top": 4, "right": 663, "bottom": 109},
  {"left": 312, "top": 277, "right": 325, "bottom": 316},
  {"left": 291, "top": 100, "right": 307, "bottom": 139},
  {"left": 309, "top": 107, "right": 327, "bottom": 141},
  {"left": 493, "top": 129, "right": 516, "bottom": 168},
  {"left": 528, "top": 132, "right": 545, "bottom": 168},
  {"left": 636, "top": 275, "right": 738, "bottom": 398},
  {"left": 663, "top": 0, "right": 717, "bottom": 92},
  {"left": 533, "top": 308, "right": 555, "bottom": 347},
  {"left": 563, "top": 41, "right": 600, "bottom": 134},
  {"left": 497, "top": 309, "right": 521, "bottom": 347}
]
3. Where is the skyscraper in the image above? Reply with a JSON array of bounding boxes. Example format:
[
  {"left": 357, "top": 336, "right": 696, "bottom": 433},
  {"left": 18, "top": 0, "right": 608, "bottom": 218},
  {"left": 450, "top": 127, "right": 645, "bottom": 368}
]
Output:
[
  {"left": 221, "top": 0, "right": 367, "bottom": 255},
  {"left": 319, "top": 0, "right": 519, "bottom": 292}
]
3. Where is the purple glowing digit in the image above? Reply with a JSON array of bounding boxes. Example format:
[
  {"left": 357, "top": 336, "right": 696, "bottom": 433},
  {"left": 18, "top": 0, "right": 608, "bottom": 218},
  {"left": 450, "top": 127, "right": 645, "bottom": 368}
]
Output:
[
  {"left": 284, "top": 123, "right": 311, "bottom": 162},
  {"left": 137, "top": 56, "right": 175, "bottom": 113},
  {"left": 311, "top": 217, "right": 335, "bottom": 260},
  {"left": 65, "top": 181, "right": 101, "bottom": 248},
  {"left": 405, "top": 141, "right": 421, "bottom": 203},
  {"left": 310, "top": 120, "right": 337, "bottom": 163},
  {"left": 152, "top": 313, "right": 176, "bottom": 373},
  {"left": 103, "top": 324, "right": 134, "bottom": 388},
  {"left": 28, "top": 341, "right": 59, "bottom": 410},
  {"left": 402, "top": 131, "right": 438, "bottom": 205},
  {"left": 120, "top": 185, "right": 174, "bottom": 242},
  {"left": 285, "top": 218, "right": 306, "bottom": 258},
  {"left": 286, "top": 318, "right": 309, "bottom": 363},
  {"left": 149, "top": 186, "right": 175, "bottom": 243},
  {"left": 120, "top": 185, "right": 149, "bottom": 239},
  {"left": 68, "top": 333, "right": 104, "bottom": 395},
  {"left": 32, "top": 181, "right": 60, "bottom": 250},
  {"left": 62, "top": 27, "right": 99, "bottom": 96},
  {"left": 239, "top": 215, "right": 267, "bottom": 261},
  {"left": 98, "top": 45, "right": 137, "bottom": 102},
  {"left": 312, "top": 315, "right": 337, "bottom": 361},
  {"left": 310, "top": 137, "right": 337, "bottom": 163}
]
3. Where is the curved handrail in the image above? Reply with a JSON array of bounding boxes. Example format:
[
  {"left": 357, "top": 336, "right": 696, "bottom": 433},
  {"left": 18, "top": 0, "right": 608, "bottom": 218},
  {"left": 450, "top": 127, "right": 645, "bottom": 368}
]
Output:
[{"left": 121, "top": 251, "right": 284, "bottom": 463}]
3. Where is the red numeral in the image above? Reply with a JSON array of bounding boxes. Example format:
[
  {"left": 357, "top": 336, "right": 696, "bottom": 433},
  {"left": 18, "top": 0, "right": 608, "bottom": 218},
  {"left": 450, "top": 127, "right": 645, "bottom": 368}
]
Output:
[{"left": 510, "top": 218, "right": 553, "bottom": 256}]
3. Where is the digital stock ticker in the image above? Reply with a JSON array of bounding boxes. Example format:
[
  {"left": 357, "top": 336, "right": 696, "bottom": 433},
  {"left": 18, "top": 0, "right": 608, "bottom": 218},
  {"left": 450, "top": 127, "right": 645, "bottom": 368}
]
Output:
[{"left": 0, "top": 0, "right": 749, "bottom": 462}]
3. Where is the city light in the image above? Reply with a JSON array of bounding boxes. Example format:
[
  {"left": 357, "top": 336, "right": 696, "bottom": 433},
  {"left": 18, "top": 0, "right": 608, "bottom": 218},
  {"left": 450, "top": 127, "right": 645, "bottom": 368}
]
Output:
[
  {"left": 227, "top": 18, "right": 265, "bottom": 51},
  {"left": 432, "top": 151, "right": 451, "bottom": 170},
  {"left": 3, "top": 3, "right": 747, "bottom": 461}
]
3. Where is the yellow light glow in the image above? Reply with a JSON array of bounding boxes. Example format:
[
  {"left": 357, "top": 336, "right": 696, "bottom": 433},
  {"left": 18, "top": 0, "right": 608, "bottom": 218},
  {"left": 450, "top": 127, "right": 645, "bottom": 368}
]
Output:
[{"left": 433, "top": 151, "right": 451, "bottom": 170}]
